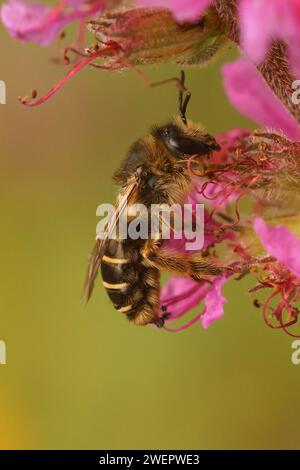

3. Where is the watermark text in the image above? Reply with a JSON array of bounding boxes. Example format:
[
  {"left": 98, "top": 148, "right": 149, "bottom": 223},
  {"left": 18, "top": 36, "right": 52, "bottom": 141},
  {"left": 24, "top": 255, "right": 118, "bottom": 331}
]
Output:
[
  {"left": 0, "top": 80, "right": 6, "bottom": 104},
  {"left": 291, "top": 340, "right": 300, "bottom": 365},
  {"left": 96, "top": 200, "right": 205, "bottom": 251},
  {"left": 0, "top": 340, "right": 6, "bottom": 365}
]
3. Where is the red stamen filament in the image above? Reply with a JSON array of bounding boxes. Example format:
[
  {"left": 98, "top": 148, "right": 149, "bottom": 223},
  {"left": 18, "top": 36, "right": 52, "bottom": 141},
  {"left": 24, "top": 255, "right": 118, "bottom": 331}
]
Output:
[
  {"left": 163, "top": 313, "right": 202, "bottom": 333},
  {"left": 20, "top": 43, "right": 121, "bottom": 107}
]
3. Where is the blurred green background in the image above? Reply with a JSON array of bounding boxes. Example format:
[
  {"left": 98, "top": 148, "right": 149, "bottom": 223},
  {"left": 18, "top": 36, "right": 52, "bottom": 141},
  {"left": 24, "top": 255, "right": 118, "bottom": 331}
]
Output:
[{"left": 0, "top": 13, "right": 299, "bottom": 450}]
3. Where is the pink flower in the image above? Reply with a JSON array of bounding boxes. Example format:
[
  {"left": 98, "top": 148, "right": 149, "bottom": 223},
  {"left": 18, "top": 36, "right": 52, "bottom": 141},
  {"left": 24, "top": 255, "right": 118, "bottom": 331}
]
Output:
[
  {"left": 253, "top": 218, "right": 300, "bottom": 278},
  {"left": 222, "top": 59, "right": 300, "bottom": 141},
  {"left": 158, "top": 128, "right": 250, "bottom": 332},
  {"left": 159, "top": 128, "right": 300, "bottom": 334},
  {"left": 252, "top": 218, "right": 300, "bottom": 335},
  {"left": 240, "top": 0, "right": 300, "bottom": 76},
  {"left": 137, "top": 0, "right": 213, "bottom": 22},
  {"left": 0, "top": 0, "right": 106, "bottom": 46},
  {"left": 200, "top": 276, "right": 227, "bottom": 328},
  {"left": 160, "top": 275, "right": 228, "bottom": 331}
]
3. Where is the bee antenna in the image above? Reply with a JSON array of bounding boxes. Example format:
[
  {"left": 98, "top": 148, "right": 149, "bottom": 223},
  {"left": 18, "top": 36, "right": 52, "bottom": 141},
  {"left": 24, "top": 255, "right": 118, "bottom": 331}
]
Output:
[{"left": 178, "top": 70, "right": 191, "bottom": 125}]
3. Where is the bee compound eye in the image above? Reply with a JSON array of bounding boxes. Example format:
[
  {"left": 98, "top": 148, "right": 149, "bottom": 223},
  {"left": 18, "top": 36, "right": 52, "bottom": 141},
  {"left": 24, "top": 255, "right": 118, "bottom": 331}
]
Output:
[{"left": 145, "top": 173, "right": 159, "bottom": 188}]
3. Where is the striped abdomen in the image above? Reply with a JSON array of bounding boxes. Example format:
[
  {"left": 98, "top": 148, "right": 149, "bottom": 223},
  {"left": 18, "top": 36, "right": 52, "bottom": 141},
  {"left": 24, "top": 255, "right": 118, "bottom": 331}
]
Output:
[{"left": 101, "top": 239, "right": 160, "bottom": 325}]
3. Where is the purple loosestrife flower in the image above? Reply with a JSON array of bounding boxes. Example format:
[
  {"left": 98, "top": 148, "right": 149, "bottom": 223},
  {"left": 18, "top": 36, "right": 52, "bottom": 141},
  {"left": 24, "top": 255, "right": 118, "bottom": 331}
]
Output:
[
  {"left": 3, "top": 0, "right": 297, "bottom": 115},
  {"left": 251, "top": 218, "right": 300, "bottom": 335},
  {"left": 1, "top": 0, "right": 300, "bottom": 119},
  {"left": 9, "top": 0, "right": 226, "bottom": 106},
  {"left": 158, "top": 122, "right": 300, "bottom": 333},
  {"left": 254, "top": 218, "right": 300, "bottom": 280}
]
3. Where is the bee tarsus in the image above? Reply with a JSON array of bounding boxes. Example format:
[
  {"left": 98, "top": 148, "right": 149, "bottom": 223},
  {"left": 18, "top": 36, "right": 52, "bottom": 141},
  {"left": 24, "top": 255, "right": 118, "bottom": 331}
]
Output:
[{"left": 155, "top": 310, "right": 171, "bottom": 328}]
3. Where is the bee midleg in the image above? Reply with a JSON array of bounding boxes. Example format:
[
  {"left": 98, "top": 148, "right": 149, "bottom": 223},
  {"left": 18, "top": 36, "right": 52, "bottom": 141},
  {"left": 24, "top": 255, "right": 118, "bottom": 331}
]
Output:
[{"left": 143, "top": 248, "right": 223, "bottom": 280}]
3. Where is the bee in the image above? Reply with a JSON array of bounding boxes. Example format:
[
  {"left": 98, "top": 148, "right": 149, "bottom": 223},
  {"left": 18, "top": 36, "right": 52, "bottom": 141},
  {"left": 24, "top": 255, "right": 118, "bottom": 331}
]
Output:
[{"left": 85, "top": 72, "right": 222, "bottom": 327}]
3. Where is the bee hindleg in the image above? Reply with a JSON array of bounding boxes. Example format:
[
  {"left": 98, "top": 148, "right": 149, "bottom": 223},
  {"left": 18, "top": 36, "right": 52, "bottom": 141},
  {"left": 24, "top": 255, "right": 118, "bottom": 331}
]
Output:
[{"left": 146, "top": 250, "right": 222, "bottom": 280}]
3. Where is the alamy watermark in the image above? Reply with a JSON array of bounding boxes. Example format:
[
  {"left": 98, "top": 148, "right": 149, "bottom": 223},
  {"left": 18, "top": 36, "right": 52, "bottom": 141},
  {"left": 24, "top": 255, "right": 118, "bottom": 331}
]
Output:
[
  {"left": 96, "top": 199, "right": 205, "bottom": 250},
  {"left": 291, "top": 80, "right": 300, "bottom": 105},
  {"left": 0, "top": 80, "right": 6, "bottom": 104},
  {"left": 0, "top": 340, "right": 6, "bottom": 365},
  {"left": 291, "top": 340, "right": 300, "bottom": 365}
]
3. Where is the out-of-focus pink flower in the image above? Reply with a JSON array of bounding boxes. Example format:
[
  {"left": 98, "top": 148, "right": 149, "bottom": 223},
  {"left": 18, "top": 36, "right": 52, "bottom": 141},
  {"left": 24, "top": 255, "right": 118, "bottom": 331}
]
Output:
[
  {"left": 0, "top": 0, "right": 106, "bottom": 46},
  {"left": 240, "top": 0, "right": 300, "bottom": 76},
  {"left": 253, "top": 218, "right": 300, "bottom": 278},
  {"left": 222, "top": 59, "right": 300, "bottom": 141},
  {"left": 1, "top": 0, "right": 56, "bottom": 46},
  {"left": 137, "top": 0, "right": 213, "bottom": 22}
]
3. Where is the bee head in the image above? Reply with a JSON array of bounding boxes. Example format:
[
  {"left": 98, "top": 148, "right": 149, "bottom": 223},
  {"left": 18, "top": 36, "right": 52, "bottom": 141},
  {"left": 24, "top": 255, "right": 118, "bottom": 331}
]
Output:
[{"left": 152, "top": 121, "right": 220, "bottom": 159}]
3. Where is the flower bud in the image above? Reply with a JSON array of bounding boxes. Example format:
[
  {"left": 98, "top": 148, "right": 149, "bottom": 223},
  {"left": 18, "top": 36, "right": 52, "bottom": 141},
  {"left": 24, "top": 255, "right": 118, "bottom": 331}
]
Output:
[{"left": 88, "top": 6, "right": 227, "bottom": 68}]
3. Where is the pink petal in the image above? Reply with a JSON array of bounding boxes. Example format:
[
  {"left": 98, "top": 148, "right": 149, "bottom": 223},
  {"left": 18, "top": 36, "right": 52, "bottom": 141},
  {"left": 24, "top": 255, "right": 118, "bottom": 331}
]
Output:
[
  {"left": 160, "top": 277, "right": 212, "bottom": 319},
  {"left": 253, "top": 217, "right": 300, "bottom": 278},
  {"left": 200, "top": 276, "right": 227, "bottom": 328},
  {"left": 0, "top": 0, "right": 105, "bottom": 46},
  {"left": 240, "top": 0, "right": 281, "bottom": 64},
  {"left": 137, "top": 0, "right": 213, "bottom": 22},
  {"left": 222, "top": 58, "right": 300, "bottom": 141},
  {"left": 240, "top": 0, "right": 300, "bottom": 73},
  {"left": 1, "top": 0, "right": 55, "bottom": 46},
  {"left": 160, "top": 273, "right": 229, "bottom": 329}
]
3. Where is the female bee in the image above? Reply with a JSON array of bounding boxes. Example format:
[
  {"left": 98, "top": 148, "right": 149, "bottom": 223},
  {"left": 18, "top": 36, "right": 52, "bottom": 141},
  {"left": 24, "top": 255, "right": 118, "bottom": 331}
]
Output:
[{"left": 85, "top": 72, "right": 221, "bottom": 327}]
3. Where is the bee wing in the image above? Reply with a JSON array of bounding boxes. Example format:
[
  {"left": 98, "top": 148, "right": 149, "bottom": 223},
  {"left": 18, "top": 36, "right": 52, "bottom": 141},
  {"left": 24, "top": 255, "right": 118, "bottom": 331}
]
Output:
[
  {"left": 84, "top": 238, "right": 104, "bottom": 302},
  {"left": 84, "top": 169, "right": 143, "bottom": 301}
]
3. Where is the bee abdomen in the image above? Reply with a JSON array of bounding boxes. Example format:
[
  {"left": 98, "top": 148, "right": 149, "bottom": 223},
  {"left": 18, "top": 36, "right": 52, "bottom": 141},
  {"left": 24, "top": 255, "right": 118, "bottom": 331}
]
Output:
[
  {"left": 101, "top": 240, "right": 160, "bottom": 325},
  {"left": 101, "top": 249, "right": 136, "bottom": 310}
]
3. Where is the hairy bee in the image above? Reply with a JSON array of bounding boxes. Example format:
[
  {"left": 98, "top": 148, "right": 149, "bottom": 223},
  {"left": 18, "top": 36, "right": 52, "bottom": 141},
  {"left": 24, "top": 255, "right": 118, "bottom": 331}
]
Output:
[{"left": 85, "top": 72, "right": 221, "bottom": 327}]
